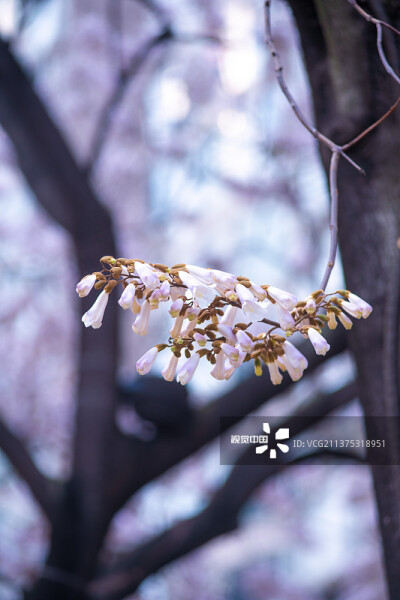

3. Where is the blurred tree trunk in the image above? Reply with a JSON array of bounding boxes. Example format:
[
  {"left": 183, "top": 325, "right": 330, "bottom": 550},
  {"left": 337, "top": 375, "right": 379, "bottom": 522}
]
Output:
[{"left": 286, "top": 1, "right": 400, "bottom": 597}]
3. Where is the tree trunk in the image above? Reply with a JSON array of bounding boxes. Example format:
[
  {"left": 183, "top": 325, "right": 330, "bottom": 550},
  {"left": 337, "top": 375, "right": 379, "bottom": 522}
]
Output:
[{"left": 286, "top": 1, "right": 400, "bottom": 597}]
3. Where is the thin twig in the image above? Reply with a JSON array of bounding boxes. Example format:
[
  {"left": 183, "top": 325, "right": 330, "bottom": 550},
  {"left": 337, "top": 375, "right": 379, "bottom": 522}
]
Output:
[
  {"left": 320, "top": 152, "right": 340, "bottom": 290},
  {"left": 265, "top": 0, "right": 400, "bottom": 291},
  {"left": 376, "top": 22, "right": 400, "bottom": 85},
  {"left": 264, "top": 0, "right": 365, "bottom": 175},
  {"left": 348, "top": 0, "right": 400, "bottom": 85},
  {"left": 343, "top": 94, "right": 400, "bottom": 150},
  {"left": 348, "top": 0, "right": 400, "bottom": 37},
  {"left": 87, "top": 29, "right": 172, "bottom": 173}
]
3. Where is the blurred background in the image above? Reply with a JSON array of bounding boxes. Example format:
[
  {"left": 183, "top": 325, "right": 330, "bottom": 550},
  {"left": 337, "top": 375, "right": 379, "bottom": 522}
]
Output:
[{"left": 0, "top": 0, "right": 387, "bottom": 599}]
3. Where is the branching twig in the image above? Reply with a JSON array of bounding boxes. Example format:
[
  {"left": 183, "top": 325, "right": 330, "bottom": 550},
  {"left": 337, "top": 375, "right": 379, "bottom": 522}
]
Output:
[
  {"left": 0, "top": 417, "right": 61, "bottom": 523},
  {"left": 265, "top": 0, "right": 400, "bottom": 291},
  {"left": 87, "top": 29, "right": 172, "bottom": 173}
]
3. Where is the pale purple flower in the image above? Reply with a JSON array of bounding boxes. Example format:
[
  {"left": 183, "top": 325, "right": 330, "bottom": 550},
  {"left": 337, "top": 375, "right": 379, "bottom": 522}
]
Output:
[
  {"left": 193, "top": 332, "right": 207, "bottom": 347},
  {"left": 170, "top": 315, "right": 185, "bottom": 338},
  {"left": 305, "top": 296, "right": 316, "bottom": 314},
  {"left": 135, "top": 262, "right": 161, "bottom": 289},
  {"left": 327, "top": 311, "right": 337, "bottom": 330},
  {"left": 82, "top": 291, "right": 109, "bottom": 329},
  {"left": 132, "top": 300, "right": 151, "bottom": 336},
  {"left": 282, "top": 341, "right": 308, "bottom": 371},
  {"left": 307, "top": 327, "right": 330, "bottom": 355},
  {"left": 236, "top": 329, "right": 254, "bottom": 352},
  {"left": 267, "top": 286, "right": 297, "bottom": 310},
  {"left": 149, "top": 289, "right": 161, "bottom": 309},
  {"left": 276, "top": 304, "right": 295, "bottom": 331},
  {"left": 179, "top": 271, "right": 216, "bottom": 308},
  {"left": 218, "top": 324, "right": 237, "bottom": 345},
  {"left": 136, "top": 347, "right": 158, "bottom": 375},
  {"left": 176, "top": 353, "right": 201, "bottom": 385},
  {"left": 211, "top": 352, "right": 226, "bottom": 380},
  {"left": 159, "top": 280, "right": 171, "bottom": 301},
  {"left": 347, "top": 293, "right": 372, "bottom": 317},
  {"left": 118, "top": 283, "right": 136, "bottom": 310},
  {"left": 169, "top": 298, "right": 184, "bottom": 318},
  {"left": 162, "top": 353, "right": 179, "bottom": 382},
  {"left": 211, "top": 269, "right": 237, "bottom": 291},
  {"left": 76, "top": 274, "right": 96, "bottom": 298},
  {"left": 236, "top": 283, "right": 269, "bottom": 318},
  {"left": 221, "top": 343, "right": 246, "bottom": 367},
  {"left": 340, "top": 295, "right": 372, "bottom": 319},
  {"left": 267, "top": 360, "right": 283, "bottom": 385},
  {"left": 338, "top": 311, "right": 353, "bottom": 330},
  {"left": 250, "top": 282, "right": 267, "bottom": 301},
  {"left": 220, "top": 305, "right": 238, "bottom": 327},
  {"left": 185, "top": 265, "right": 213, "bottom": 284}
]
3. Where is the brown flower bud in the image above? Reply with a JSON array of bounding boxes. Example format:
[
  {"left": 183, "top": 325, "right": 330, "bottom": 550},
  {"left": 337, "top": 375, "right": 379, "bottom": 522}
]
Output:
[
  {"left": 100, "top": 256, "right": 115, "bottom": 265},
  {"left": 111, "top": 267, "right": 122, "bottom": 278},
  {"left": 104, "top": 280, "right": 119, "bottom": 293},
  {"left": 94, "top": 280, "right": 106, "bottom": 290}
]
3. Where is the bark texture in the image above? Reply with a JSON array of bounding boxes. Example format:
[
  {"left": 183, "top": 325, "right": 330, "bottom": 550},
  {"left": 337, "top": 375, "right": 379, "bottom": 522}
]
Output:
[{"left": 286, "top": 1, "right": 400, "bottom": 597}]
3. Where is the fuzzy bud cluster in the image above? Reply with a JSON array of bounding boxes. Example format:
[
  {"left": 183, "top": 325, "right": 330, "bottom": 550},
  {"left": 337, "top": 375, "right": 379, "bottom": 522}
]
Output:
[{"left": 77, "top": 258, "right": 372, "bottom": 386}]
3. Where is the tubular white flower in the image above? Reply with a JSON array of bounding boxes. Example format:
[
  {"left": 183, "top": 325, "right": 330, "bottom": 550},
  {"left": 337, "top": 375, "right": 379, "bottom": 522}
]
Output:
[
  {"left": 82, "top": 290, "right": 109, "bottom": 329},
  {"left": 170, "top": 315, "right": 185, "bottom": 338},
  {"left": 135, "top": 262, "right": 161, "bottom": 289},
  {"left": 131, "top": 297, "right": 142, "bottom": 314},
  {"left": 186, "top": 306, "right": 200, "bottom": 321},
  {"left": 338, "top": 311, "right": 353, "bottom": 330},
  {"left": 218, "top": 324, "right": 237, "bottom": 346},
  {"left": 136, "top": 347, "right": 158, "bottom": 375},
  {"left": 327, "top": 311, "right": 337, "bottom": 330},
  {"left": 193, "top": 332, "right": 207, "bottom": 347},
  {"left": 276, "top": 304, "right": 295, "bottom": 331},
  {"left": 267, "top": 286, "right": 297, "bottom": 310},
  {"left": 162, "top": 353, "right": 179, "bottom": 381},
  {"left": 132, "top": 300, "right": 151, "bottom": 336},
  {"left": 185, "top": 265, "right": 213, "bottom": 284},
  {"left": 180, "top": 319, "right": 197, "bottom": 338},
  {"left": 347, "top": 293, "right": 372, "bottom": 317},
  {"left": 250, "top": 282, "right": 267, "bottom": 301},
  {"left": 267, "top": 360, "right": 283, "bottom": 385},
  {"left": 225, "top": 290, "right": 239, "bottom": 303},
  {"left": 236, "top": 329, "right": 254, "bottom": 352},
  {"left": 118, "top": 283, "right": 137, "bottom": 310},
  {"left": 169, "top": 298, "right": 184, "bottom": 318},
  {"left": 149, "top": 289, "right": 161, "bottom": 310},
  {"left": 76, "top": 274, "right": 96, "bottom": 298},
  {"left": 236, "top": 284, "right": 270, "bottom": 318},
  {"left": 339, "top": 300, "right": 363, "bottom": 319},
  {"left": 179, "top": 271, "right": 217, "bottom": 308},
  {"left": 224, "top": 360, "right": 236, "bottom": 380},
  {"left": 305, "top": 296, "right": 316, "bottom": 314},
  {"left": 220, "top": 305, "right": 238, "bottom": 327},
  {"left": 307, "top": 327, "right": 330, "bottom": 355},
  {"left": 211, "top": 352, "right": 226, "bottom": 380},
  {"left": 159, "top": 280, "right": 171, "bottom": 301},
  {"left": 277, "top": 354, "right": 305, "bottom": 382},
  {"left": 211, "top": 269, "right": 237, "bottom": 290},
  {"left": 177, "top": 352, "right": 201, "bottom": 385},
  {"left": 221, "top": 343, "right": 246, "bottom": 367},
  {"left": 170, "top": 286, "right": 186, "bottom": 301},
  {"left": 282, "top": 341, "right": 308, "bottom": 371}
]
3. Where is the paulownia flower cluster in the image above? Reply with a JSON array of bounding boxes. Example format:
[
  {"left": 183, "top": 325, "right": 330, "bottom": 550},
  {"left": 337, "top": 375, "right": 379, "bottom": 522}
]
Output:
[{"left": 76, "top": 257, "right": 372, "bottom": 386}]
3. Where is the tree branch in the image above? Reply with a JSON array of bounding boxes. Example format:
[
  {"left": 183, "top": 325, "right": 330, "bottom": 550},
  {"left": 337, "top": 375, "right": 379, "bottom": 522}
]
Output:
[
  {"left": 90, "top": 380, "right": 357, "bottom": 599},
  {"left": 0, "top": 417, "right": 61, "bottom": 523}
]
